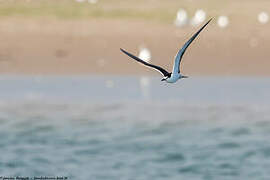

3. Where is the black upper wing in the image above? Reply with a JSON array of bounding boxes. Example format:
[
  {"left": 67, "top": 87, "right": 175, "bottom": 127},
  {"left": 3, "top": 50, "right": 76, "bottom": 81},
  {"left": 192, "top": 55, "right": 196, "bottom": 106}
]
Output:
[
  {"left": 172, "top": 18, "right": 212, "bottom": 74},
  {"left": 120, "top": 48, "right": 170, "bottom": 77}
]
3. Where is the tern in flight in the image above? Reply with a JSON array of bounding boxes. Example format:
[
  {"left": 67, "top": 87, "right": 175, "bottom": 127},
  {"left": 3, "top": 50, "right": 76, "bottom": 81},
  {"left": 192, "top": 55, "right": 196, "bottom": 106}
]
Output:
[{"left": 120, "top": 18, "right": 212, "bottom": 83}]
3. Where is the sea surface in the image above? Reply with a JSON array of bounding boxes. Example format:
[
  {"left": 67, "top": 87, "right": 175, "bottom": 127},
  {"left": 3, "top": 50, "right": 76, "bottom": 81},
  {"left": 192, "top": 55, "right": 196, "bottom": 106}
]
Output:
[{"left": 0, "top": 75, "right": 270, "bottom": 180}]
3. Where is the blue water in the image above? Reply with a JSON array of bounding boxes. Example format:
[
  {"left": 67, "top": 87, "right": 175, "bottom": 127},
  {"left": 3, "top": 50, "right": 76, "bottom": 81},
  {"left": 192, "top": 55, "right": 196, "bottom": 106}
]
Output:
[{"left": 0, "top": 75, "right": 270, "bottom": 179}]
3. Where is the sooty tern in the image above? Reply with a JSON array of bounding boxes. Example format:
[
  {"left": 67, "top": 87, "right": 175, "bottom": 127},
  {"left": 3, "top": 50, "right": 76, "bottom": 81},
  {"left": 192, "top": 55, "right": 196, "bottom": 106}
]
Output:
[{"left": 120, "top": 18, "right": 212, "bottom": 83}]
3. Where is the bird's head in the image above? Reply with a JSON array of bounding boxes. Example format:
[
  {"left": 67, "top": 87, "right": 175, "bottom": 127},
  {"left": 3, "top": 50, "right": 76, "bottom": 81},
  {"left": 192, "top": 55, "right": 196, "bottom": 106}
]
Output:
[{"left": 161, "top": 77, "right": 168, "bottom": 81}]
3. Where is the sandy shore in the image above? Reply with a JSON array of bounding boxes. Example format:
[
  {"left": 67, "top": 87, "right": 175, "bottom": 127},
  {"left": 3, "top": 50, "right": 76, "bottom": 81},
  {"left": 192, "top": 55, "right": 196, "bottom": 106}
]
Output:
[{"left": 0, "top": 17, "right": 270, "bottom": 76}]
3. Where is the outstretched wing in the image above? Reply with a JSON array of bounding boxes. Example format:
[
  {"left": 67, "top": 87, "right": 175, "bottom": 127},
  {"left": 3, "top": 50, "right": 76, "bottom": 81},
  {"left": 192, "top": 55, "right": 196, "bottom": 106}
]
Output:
[
  {"left": 120, "top": 48, "right": 170, "bottom": 77},
  {"left": 172, "top": 18, "right": 212, "bottom": 74}
]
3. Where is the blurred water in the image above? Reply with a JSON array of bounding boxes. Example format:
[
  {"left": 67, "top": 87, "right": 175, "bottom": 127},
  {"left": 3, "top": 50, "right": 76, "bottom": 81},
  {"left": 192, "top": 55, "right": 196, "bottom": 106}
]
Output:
[{"left": 0, "top": 75, "right": 270, "bottom": 179}]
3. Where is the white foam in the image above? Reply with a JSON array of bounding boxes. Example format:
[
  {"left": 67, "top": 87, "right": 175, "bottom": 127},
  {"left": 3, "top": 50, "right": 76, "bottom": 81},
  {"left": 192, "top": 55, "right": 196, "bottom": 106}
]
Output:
[
  {"left": 174, "top": 9, "right": 188, "bottom": 27},
  {"left": 258, "top": 12, "right": 269, "bottom": 24},
  {"left": 138, "top": 47, "right": 151, "bottom": 99},
  {"left": 217, "top": 16, "right": 229, "bottom": 28},
  {"left": 190, "top": 9, "right": 206, "bottom": 26},
  {"left": 138, "top": 47, "right": 151, "bottom": 63}
]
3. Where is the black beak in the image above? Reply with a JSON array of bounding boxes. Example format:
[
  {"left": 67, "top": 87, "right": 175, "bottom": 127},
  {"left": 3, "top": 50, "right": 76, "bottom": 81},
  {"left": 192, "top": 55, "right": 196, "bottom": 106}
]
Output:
[
  {"left": 161, "top": 79, "right": 165, "bottom": 81},
  {"left": 182, "top": 75, "right": 188, "bottom": 78}
]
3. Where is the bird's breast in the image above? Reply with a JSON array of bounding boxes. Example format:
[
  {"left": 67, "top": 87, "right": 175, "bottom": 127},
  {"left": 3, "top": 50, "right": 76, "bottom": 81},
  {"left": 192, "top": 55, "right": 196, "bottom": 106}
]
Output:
[{"left": 166, "top": 73, "right": 181, "bottom": 83}]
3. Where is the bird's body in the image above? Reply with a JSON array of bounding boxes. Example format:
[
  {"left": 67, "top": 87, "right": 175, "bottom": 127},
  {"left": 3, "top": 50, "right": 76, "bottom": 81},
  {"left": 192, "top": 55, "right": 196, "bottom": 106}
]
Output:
[
  {"left": 164, "top": 73, "right": 187, "bottom": 83},
  {"left": 120, "top": 19, "right": 212, "bottom": 83}
]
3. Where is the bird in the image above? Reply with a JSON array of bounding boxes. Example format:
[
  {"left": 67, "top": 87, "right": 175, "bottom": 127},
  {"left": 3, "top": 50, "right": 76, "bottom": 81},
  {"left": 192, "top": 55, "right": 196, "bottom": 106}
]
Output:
[{"left": 120, "top": 18, "right": 212, "bottom": 83}]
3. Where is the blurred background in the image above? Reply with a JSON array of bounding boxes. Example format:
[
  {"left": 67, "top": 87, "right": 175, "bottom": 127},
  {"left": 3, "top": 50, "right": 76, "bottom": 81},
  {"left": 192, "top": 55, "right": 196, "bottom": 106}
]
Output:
[{"left": 1, "top": 0, "right": 270, "bottom": 179}]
